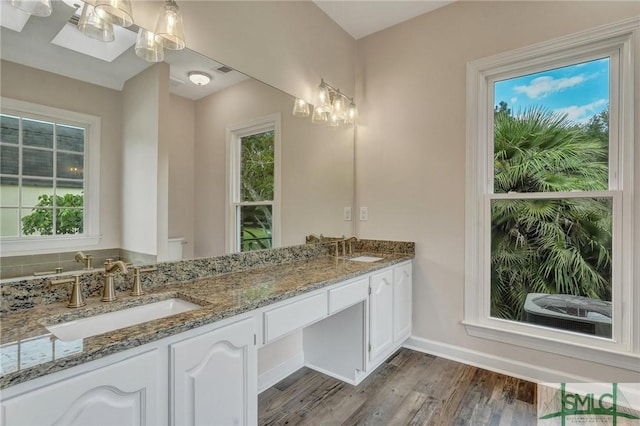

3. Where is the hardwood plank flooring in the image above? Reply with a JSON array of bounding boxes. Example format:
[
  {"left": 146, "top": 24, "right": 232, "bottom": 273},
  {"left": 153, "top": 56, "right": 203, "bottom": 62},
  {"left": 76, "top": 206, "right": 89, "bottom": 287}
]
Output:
[{"left": 258, "top": 348, "right": 536, "bottom": 426}]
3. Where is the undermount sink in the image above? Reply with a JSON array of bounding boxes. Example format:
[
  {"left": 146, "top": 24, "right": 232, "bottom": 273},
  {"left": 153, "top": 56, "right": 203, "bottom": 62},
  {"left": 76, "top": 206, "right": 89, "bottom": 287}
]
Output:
[
  {"left": 46, "top": 298, "right": 200, "bottom": 341},
  {"left": 348, "top": 256, "right": 384, "bottom": 262}
]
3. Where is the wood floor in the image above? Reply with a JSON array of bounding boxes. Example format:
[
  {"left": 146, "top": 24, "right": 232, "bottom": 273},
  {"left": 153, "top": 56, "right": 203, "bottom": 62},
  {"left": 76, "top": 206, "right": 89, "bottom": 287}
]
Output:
[{"left": 258, "top": 348, "right": 536, "bottom": 426}]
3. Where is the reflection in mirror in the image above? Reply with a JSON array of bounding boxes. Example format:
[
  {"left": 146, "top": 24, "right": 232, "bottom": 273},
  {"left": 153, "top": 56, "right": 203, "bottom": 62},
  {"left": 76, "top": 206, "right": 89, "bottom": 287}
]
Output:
[{"left": 0, "top": 0, "right": 354, "bottom": 280}]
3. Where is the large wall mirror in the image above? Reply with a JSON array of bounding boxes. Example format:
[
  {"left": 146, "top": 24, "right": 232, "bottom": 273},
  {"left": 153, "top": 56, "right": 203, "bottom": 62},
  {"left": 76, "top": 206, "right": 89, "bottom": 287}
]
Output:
[{"left": 0, "top": 0, "right": 354, "bottom": 278}]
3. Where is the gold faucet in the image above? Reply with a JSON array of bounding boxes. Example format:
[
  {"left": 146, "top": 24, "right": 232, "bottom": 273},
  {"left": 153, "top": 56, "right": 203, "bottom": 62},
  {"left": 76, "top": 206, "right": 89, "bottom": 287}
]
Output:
[
  {"left": 33, "top": 267, "right": 63, "bottom": 277},
  {"left": 74, "top": 251, "right": 93, "bottom": 270},
  {"left": 102, "top": 259, "right": 128, "bottom": 302},
  {"left": 49, "top": 275, "right": 85, "bottom": 308},
  {"left": 344, "top": 236, "right": 359, "bottom": 255},
  {"left": 130, "top": 266, "right": 157, "bottom": 296}
]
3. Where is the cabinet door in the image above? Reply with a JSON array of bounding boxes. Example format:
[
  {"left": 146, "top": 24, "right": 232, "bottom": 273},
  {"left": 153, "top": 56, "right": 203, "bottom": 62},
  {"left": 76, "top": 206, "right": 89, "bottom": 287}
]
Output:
[
  {"left": 2, "top": 349, "right": 160, "bottom": 426},
  {"left": 369, "top": 269, "right": 394, "bottom": 364},
  {"left": 171, "top": 317, "right": 256, "bottom": 426},
  {"left": 394, "top": 262, "right": 412, "bottom": 343}
]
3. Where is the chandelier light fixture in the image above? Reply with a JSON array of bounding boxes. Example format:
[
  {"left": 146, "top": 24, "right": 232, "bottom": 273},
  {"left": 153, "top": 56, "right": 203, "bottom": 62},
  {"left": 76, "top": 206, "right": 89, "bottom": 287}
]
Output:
[{"left": 294, "top": 79, "right": 357, "bottom": 127}]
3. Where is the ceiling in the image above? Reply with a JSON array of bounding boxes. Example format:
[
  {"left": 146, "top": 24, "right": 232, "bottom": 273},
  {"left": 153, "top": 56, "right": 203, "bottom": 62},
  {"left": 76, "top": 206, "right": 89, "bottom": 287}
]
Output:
[{"left": 313, "top": 0, "right": 454, "bottom": 40}]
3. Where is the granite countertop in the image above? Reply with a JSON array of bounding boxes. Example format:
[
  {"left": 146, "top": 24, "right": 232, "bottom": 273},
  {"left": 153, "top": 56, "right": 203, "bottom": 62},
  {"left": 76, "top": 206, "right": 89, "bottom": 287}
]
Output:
[{"left": 0, "top": 253, "right": 412, "bottom": 390}]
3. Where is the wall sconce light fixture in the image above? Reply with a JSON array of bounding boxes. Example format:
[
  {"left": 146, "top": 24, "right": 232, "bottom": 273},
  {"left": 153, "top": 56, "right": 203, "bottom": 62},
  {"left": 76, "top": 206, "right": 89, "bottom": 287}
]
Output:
[
  {"left": 292, "top": 98, "right": 310, "bottom": 117},
  {"left": 10, "top": 0, "right": 188, "bottom": 65},
  {"left": 94, "top": 0, "right": 133, "bottom": 28},
  {"left": 135, "top": 28, "right": 164, "bottom": 62},
  {"left": 294, "top": 79, "right": 357, "bottom": 127},
  {"left": 78, "top": 3, "right": 114, "bottom": 42},
  {"left": 154, "top": 0, "right": 186, "bottom": 50}
]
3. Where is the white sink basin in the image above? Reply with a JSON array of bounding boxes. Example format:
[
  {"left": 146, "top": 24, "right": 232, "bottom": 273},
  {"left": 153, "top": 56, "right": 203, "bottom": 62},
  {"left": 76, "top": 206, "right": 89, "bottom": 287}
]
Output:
[
  {"left": 46, "top": 298, "right": 200, "bottom": 341},
  {"left": 348, "top": 256, "right": 384, "bottom": 262}
]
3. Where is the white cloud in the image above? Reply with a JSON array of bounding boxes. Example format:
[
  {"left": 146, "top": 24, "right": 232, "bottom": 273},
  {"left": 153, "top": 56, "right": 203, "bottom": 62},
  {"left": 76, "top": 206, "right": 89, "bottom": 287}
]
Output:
[
  {"left": 510, "top": 97, "right": 518, "bottom": 104},
  {"left": 514, "top": 74, "right": 593, "bottom": 99},
  {"left": 554, "top": 99, "right": 607, "bottom": 124}
]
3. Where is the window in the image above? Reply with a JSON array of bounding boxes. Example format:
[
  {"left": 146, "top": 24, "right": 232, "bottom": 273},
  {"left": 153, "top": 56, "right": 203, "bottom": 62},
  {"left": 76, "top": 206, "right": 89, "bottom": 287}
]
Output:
[
  {"left": 227, "top": 114, "right": 281, "bottom": 253},
  {"left": 0, "top": 98, "right": 101, "bottom": 253},
  {"left": 465, "top": 20, "right": 638, "bottom": 367}
]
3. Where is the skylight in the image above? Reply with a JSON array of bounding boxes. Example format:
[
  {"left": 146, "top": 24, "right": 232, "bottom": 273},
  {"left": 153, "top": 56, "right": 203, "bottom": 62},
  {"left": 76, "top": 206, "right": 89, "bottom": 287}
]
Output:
[
  {"left": 0, "top": 1, "right": 31, "bottom": 32},
  {"left": 51, "top": 21, "right": 136, "bottom": 63}
]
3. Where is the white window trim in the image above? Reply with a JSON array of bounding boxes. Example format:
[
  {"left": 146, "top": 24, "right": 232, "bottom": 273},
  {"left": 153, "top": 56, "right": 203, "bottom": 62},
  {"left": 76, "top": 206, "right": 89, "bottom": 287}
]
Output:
[
  {"left": 225, "top": 113, "right": 281, "bottom": 253},
  {"left": 0, "top": 98, "right": 101, "bottom": 255},
  {"left": 464, "top": 18, "right": 640, "bottom": 370}
]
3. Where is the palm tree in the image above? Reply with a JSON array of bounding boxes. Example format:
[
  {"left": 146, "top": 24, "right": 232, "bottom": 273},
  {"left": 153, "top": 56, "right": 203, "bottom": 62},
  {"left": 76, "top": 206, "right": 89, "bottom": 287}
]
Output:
[{"left": 491, "top": 107, "right": 611, "bottom": 321}]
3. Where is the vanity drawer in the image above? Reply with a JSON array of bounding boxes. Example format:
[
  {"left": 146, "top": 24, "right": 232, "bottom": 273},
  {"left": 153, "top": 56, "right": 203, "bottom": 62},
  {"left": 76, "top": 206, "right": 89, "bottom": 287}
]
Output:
[
  {"left": 263, "top": 292, "right": 327, "bottom": 343},
  {"left": 328, "top": 278, "right": 369, "bottom": 314}
]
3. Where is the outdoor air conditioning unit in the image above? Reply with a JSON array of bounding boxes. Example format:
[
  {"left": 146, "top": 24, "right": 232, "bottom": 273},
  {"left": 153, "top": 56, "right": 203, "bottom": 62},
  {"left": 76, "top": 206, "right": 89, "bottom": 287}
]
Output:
[{"left": 523, "top": 293, "right": 612, "bottom": 338}]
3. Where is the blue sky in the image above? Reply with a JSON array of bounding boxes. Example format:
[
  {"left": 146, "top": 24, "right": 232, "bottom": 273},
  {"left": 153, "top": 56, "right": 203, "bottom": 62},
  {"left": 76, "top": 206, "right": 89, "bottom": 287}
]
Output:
[{"left": 494, "top": 57, "right": 609, "bottom": 125}]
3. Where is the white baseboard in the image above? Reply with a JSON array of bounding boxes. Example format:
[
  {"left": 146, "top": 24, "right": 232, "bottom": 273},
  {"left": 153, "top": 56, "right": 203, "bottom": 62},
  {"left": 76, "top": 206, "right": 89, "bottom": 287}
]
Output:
[
  {"left": 258, "top": 352, "right": 305, "bottom": 394},
  {"left": 404, "top": 336, "right": 594, "bottom": 383}
]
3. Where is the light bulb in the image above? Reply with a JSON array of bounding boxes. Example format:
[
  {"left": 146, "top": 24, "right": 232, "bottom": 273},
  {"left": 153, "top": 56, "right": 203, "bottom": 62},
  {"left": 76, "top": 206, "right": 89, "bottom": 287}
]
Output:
[
  {"left": 329, "top": 112, "right": 342, "bottom": 127},
  {"left": 311, "top": 107, "right": 328, "bottom": 125},
  {"left": 345, "top": 99, "right": 357, "bottom": 124},
  {"left": 314, "top": 81, "right": 332, "bottom": 114},
  {"left": 331, "top": 92, "right": 347, "bottom": 121}
]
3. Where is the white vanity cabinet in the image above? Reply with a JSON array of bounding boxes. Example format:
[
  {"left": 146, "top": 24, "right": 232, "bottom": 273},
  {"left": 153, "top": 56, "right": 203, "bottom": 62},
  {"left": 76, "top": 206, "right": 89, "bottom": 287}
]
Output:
[
  {"left": 170, "top": 316, "right": 257, "bottom": 426},
  {"left": 367, "top": 261, "right": 413, "bottom": 369},
  {"left": 1, "top": 349, "right": 162, "bottom": 426},
  {"left": 368, "top": 268, "right": 395, "bottom": 365},
  {"left": 393, "top": 261, "right": 413, "bottom": 344}
]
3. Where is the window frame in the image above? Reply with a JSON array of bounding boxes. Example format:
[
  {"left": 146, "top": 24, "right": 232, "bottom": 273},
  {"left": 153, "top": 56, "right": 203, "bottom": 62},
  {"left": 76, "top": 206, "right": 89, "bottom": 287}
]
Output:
[
  {"left": 226, "top": 113, "right": 281, "bottom": 253},
  {"left": 464, "top": 19, "right": 639, "bottom": 370},
  {"left": 0, "top": 97, "right": 101, "bottom": 254}
]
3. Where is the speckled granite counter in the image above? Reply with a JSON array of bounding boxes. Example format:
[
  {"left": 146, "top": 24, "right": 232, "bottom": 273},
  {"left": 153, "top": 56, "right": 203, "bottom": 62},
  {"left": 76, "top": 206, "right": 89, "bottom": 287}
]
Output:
[{"left": 0, "top": 251, "right": 412, "bottom": 389}]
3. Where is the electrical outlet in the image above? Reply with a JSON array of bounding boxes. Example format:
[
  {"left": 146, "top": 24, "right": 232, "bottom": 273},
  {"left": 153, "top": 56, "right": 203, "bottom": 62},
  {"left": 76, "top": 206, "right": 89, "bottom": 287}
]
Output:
[
  {"left": 360, "top": 207, "right": 368, "bottom": 221},
  {"left": 344, "top": 207, "right": 352, "bottom": 221}
]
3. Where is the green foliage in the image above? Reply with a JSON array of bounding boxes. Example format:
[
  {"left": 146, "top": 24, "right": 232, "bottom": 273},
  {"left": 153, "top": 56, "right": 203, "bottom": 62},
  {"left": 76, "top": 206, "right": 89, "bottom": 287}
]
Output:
[
  {"left": 241, "top": 131, "right": 274, "bottom": 202},
  {"left": 239, "top": 131, "right": 274, "bottom": 252},
  {"left": 491, "top": 106, "right": 611, "bottom": 321},
  {"left": 22, "top": 193, "right": 83, "bottom": 235}
]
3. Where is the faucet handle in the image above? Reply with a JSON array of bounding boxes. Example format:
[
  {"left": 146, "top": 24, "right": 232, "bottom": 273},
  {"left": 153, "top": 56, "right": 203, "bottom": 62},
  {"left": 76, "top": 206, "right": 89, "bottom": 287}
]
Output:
[
  {"left": 50, "top": 275, "right": 85, "bottom": 308},
  {"left": 130, "top": 266, "right": 157, "bottom": 296}
]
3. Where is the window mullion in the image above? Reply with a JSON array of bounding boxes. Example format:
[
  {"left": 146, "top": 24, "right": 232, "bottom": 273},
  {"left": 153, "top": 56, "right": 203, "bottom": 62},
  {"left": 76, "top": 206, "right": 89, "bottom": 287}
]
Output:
[
  {"left": 18, "top": 117, "right": 23, "bottom": 237},
  {"left": 52, "top": 121, "right": 57, "bottom": 236}
]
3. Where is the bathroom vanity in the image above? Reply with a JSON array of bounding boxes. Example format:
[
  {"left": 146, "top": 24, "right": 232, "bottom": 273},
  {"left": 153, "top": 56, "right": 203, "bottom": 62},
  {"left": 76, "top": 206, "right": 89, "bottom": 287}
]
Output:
[{"left": 0, "top": 244, "right": 412, "bottom": 425}]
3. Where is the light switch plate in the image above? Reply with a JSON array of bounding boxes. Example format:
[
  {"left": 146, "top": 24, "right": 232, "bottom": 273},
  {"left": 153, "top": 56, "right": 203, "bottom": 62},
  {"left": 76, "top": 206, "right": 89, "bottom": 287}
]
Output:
[
  {"left": 344, "top": 207, "right": 352, "bottom": 221},
  {"left": 360, "top": 207, "right": 368, "bottom": 221}
]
